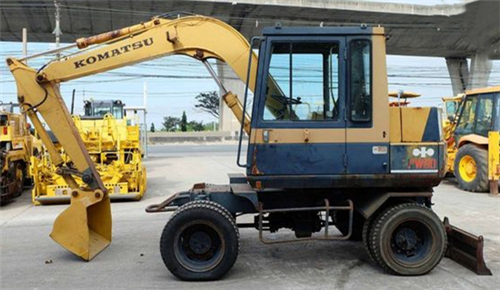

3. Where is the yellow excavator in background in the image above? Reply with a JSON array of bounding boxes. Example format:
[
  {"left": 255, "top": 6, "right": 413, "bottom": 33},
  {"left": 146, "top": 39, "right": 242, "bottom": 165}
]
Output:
[
  {"left": 0, "top": 102, "right": 41, "bottom": 204},
  {"left": 30, "top": 99, "right": 146, "bottom": 204},
  {"left": 6, "top": 14, "right": 491, "bottom": 279},
  {"left": 444, "top": 87, "right": 500, "bottom": 194}
]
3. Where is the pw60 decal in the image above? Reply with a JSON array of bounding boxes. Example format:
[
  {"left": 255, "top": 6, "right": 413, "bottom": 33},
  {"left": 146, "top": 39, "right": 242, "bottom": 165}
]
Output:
[{"left": 391, "top": 145, "right": 439, "bottom": 173}]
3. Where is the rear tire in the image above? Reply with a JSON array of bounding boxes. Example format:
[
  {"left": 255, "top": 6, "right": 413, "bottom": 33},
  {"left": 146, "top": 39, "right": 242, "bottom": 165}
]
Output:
[
  {"left": 454, "top": 144, "right": 488, "bottom": 192},
  {"left": 362, "top": 214, "right": 377, "bottom": 262},
  {"left": 160, "top": 200, "right": 239, "bottom": 281},
  {"left": 369, "top": 203, "right": 446, "bottom": 275}
]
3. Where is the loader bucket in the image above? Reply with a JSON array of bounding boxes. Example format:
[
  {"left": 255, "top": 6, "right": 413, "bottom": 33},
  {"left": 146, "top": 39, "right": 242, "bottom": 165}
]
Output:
[
  {"left": 443, "top": 217, "right": 492, "bottom": 275},
  {"left": 50, "top": 189, "right": 112, "bottom": 261}
]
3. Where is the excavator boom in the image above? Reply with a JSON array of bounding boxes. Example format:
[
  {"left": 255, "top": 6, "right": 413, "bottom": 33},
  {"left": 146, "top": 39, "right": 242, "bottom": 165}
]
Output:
[{"left": 6, "top": 15, "right": 273, "bottom": 260}]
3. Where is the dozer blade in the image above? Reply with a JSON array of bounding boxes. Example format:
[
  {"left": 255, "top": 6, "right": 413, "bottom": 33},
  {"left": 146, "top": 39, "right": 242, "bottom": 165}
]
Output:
[
  {"left": 50, "top": 189, "right": 112, "bottom": 261},
  {"left": 443, "top": 217, "right": 492, "bottom": 275}
]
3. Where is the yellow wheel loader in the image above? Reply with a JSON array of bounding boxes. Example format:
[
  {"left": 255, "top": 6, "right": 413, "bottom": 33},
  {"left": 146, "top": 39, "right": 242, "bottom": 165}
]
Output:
[
  {"left": 6, "top": 14, "right": 491, "bottom": 279},
  {"left": 30, "top": 99, "right": 146, "bottom": 204},
  {"left": 0, "top": 102, "right": 41, "bottom": 204},
  {"left": 445, "top": 87, "right": 500, "bottom": 194}
]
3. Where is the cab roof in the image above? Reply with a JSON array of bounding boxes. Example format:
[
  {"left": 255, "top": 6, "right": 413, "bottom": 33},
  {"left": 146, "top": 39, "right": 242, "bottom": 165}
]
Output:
[
  {"left": 262, "top": 26, "right": 384, "bottom": 36},
  {"left": 465, "top": 86, "right": 500, "bottom": 95}
]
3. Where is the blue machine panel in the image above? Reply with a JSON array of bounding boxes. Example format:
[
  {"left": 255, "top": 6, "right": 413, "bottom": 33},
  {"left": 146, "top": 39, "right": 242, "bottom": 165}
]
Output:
[
  {"left": 346, "top": 143, "right": 389, "bottom": 174},
  {"left": 248, "top": 143, "right": 345, "bottom": 175}
]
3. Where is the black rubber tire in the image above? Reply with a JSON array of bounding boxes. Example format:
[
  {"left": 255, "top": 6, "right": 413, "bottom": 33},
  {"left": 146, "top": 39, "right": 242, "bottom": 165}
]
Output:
[
  {"left": 362, "top": 214, "right": 377, "bottom": 263},
  {"left": 14, "top": 162, "right": 26, "bottom": 197},
  {"left": 369, "top": 203, "right": 447, "bottom": 276},
  {"left": 334, "top": 210, "right": 364, "bottom": 241},
  {"left": 454, "top": 144, "right": 489, "bottom": 192},
  {"left": 160, "top": 200, "right": 239, "bottom": 281}
]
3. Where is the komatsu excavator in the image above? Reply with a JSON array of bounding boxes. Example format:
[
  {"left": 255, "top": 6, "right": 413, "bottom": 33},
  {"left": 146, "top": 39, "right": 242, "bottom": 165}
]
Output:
[{"left": 7, "top": 14, "right": 491, "bottom": 280}]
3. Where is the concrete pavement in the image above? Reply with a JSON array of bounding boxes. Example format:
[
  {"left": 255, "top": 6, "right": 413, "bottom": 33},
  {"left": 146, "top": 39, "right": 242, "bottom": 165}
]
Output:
[{"left": 1, "top": 151, "right": 499, "bottom": 289}]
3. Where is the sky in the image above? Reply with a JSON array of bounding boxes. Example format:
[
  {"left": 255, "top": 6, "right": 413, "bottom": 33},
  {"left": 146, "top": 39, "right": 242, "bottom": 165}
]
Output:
[{"left": 1, "top": 0, "right": 499, "bottom": 128}]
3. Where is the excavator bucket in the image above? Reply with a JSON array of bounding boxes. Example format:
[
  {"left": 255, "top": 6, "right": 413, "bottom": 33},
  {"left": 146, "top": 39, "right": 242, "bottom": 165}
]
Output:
[
  {"left": 50, "top": 189, "right": 112, "bottom": 261},
  {"left": 443, "top": 217, "right": 492, "bottom": 275}
]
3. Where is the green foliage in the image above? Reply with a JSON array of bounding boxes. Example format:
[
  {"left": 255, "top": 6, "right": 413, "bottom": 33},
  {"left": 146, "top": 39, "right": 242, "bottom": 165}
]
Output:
[
  {"left": 195, "top": 91, "right": 219, "bottom": 118},
  {"left": 180, "top": 111, "right": 188, "bottom": 132},
  {"left": 162, "top": 116, "right": 180, "bottom": 132},
  {"left": 188, "top": 120, "right": 205, "bottom": 131},
  {"left": 150, "top": 123, "right": 155, "bottom": 132},
  {"left": 204, "top": 121, "right": 219, "bottom": 131}
]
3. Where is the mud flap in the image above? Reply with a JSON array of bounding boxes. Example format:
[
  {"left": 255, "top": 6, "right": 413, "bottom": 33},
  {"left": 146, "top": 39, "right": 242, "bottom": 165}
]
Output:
[{"left": 443, "top": 217, "right": 492, "bottom": 275}]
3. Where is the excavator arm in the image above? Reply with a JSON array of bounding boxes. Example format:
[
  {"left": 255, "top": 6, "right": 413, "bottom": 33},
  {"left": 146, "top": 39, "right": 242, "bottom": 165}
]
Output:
[{"left": 6, "top": 15, "right": 281, "bottom": 261}]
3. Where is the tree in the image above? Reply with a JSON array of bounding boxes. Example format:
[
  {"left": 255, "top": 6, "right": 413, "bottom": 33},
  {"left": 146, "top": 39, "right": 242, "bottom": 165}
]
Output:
[
  {"left": 189, "top": 120, "right": 205, "bottom": 132},
  {"left": 195, "top": 91, "right": 219, "bottom": 118},
  {"left": 162, "top": 116, "right": 180, "bottom": 132},
  {"left": 180, "top": 111, "right": 188, "bottom": 132},
  {"left": 150, "top": 123, "right": 155, "bottom": 132}
]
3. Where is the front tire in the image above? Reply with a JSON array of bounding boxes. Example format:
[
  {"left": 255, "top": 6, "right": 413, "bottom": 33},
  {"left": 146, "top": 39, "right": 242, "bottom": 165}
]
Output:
[
  {"left": 160, "top": 200, "right": 239, "bottom": 281},
  {"left": 369, "top": 203, "right": 446, "bottom": 275},
  {"left": 454, "top": 144, "right": 488, "bottom": 192}
]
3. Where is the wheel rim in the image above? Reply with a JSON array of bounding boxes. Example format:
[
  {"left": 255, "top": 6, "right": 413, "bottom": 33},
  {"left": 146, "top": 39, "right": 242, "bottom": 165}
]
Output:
[
  {"left": 173, "top": 220, "right": 225, "bottom": 273},
  {"left": 388, "top": 220, "right": 434, "bottom": 267},
  {"left": 459, "top": 155, "right": 477, "bottom": 182}
]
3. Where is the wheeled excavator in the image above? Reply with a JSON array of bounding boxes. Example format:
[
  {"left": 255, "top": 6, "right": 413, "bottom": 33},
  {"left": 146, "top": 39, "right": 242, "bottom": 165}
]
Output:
[{"left": 6, "top": 14, "right": 492, "bottom": 280}]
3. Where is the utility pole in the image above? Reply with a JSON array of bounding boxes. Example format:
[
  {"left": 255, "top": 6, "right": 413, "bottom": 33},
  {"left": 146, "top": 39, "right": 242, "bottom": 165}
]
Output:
[
  {"left": 143, "top": 82, "right": 148, "bottom": 158},
  {"left": 22, "top": 28, "right": 28, "bottom": 61},
  {"left": 52, "top": 0, "right": 62, "bottom": 58}
]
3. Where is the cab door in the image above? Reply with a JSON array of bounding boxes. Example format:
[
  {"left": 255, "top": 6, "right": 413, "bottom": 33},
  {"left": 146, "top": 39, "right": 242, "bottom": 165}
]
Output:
[
  {"left": 249, "top": 37, "right": 347, "bottom": 176},
  {"left": 345, "top": 37, "right": 390, "bottom": 174}
]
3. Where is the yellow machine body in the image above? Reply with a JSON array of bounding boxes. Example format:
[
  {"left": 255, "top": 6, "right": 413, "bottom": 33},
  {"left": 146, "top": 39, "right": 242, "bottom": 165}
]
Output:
[
  {"left": 445, "top": 86, "right": 500, "bottom": 193},
  {"left": 0, "top": 105, "right": 41, "bottom": 203},
  {"left": 31, "top": 110, "right": 146, "bottom": 205}
]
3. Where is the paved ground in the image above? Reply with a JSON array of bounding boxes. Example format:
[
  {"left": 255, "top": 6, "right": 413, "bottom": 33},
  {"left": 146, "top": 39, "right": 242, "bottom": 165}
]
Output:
[{"left": 1, "top": 145, "right": 499, "bottom": 289}]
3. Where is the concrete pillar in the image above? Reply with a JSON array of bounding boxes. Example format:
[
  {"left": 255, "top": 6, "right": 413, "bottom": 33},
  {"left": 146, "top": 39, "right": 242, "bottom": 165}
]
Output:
[
  {"left": 469, "top": 53, "right": 492, "bottom": 90},
  {"left": 446, "top": 57, "right": 469, "bottom": 95},
  {"left": 216, "top": 60, "right": 246, "bottom": 134}
]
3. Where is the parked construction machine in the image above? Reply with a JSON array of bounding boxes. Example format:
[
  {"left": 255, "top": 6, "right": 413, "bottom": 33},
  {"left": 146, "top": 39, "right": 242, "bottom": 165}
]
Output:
[
  {"left": 6, "top": 14, "right": 491, "bottom": 280},
  {"left": 30, "top": 99, "right": 146, "bottom": 204},
  {"left": 444, "top": 87, "right": 500, "bottom": 193},
  {"left": 0, "top": 102, "right": 41, "bottom": 204}
]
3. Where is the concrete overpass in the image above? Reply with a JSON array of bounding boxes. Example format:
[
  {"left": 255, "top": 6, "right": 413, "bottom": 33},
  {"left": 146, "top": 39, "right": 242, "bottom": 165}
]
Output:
[{"left": 1, "top": 0, "right": 499, "bottom": 131}]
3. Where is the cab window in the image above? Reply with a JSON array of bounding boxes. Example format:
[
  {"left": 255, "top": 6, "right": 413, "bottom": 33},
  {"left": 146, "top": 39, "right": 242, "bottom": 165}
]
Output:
[
  {"left": 475, "top": 94, "right": 494, "bottom": 136},
  {"left": 263, "top": 42, "right": 340, "bottom": 121},
  {"left": 349, "top": 39, "right": 371, "bottom": 122},
  {"left": 456, "top": 96, "right": 477, "bottom": 134}
]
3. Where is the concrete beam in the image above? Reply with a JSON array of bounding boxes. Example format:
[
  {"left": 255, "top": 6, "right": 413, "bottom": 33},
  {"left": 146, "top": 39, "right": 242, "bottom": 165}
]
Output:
[
  {"left": 446, "top": 57, "right": 469, "bottom": 95},
  {"left": 469, "top": 53, "right": 492, "bottom": 89}
]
